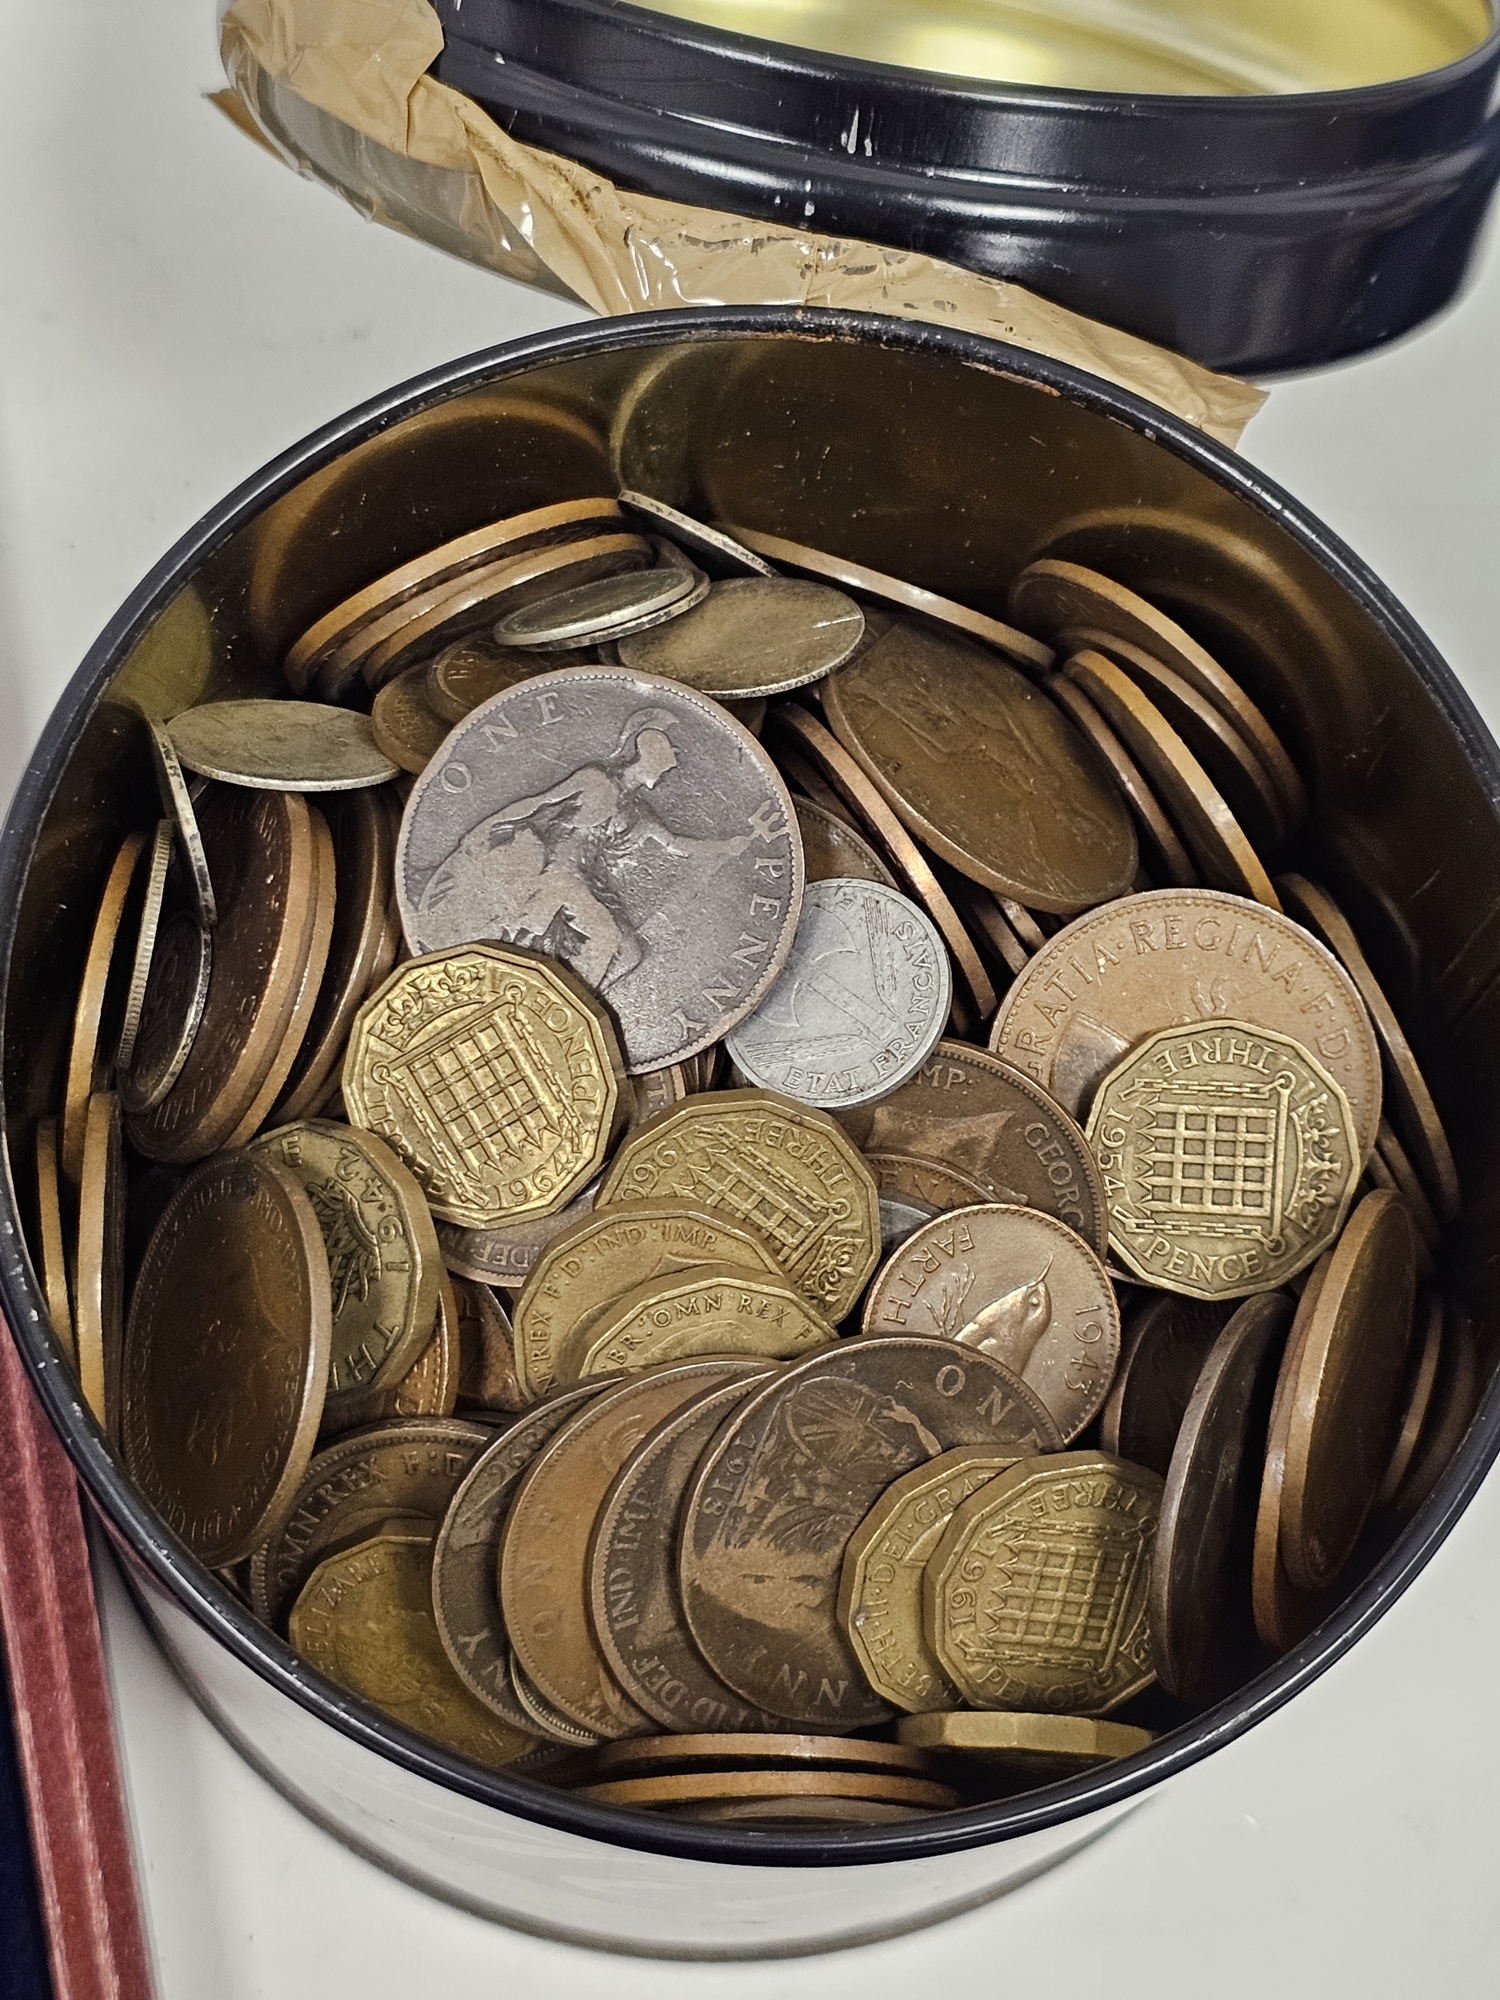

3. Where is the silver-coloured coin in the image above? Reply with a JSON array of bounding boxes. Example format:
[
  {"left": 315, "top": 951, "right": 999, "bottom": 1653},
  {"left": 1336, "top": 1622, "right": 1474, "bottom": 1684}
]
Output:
[
  {"left": 617, "top": 493, "right": 776, "bottom": 577},
  {"left": 396, "top": 666, "right": 804, "bottom": 1073},
  {"left": 492, "top": 564, "right": 703, "bottom": 650},
  {"left": 725, "top": 878, "right": 951, "bottom": 1111},
  {"left": 166, "top": 699, "right": 401, "bottom": 791},
  {"left": 616, "top": 577, "right": 865, "bottom": 698},
  {"left": 145, "top": 718, "right": 216, "bottom": 926},
  {"left": 436, "top": 1176, "right": 602, "bottom": 1290},
  {"left": 120, "top": 908, "right": 213, "bottom": 1113},
  {"left": 879, "top": 1192, "right": 941, "bottom": 1258},
  {"left": 116, "top": 819, "right": 174, "bottom": 1070}
]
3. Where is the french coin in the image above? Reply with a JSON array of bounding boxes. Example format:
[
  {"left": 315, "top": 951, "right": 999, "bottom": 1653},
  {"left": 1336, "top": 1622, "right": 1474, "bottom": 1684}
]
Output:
[
  {"left": 502, "top": 1358, "right": 767, "bottom": 1737},
  {"left": 587, "top": 1374, "right": 785, "bottom": 1732},
  {"left": 860, "top": 1205, "right": 1120, "bottom": 1444},
  {"left": 327, "top": 1272, "right": 462, "bottom": 1430},
  {"left": 1149, "top": 1290, "right": 1293, "bottom": 1701},
  {"left": 288, "top": 1531, "right": 536, "bottom": 1767},
  {"left": 561, "top": 1265, "right": 834, "bottom": 1380},
  {"left": 678, "top": 1338, "right": 1061, "bottom": 1731},
  {"left": 1063, "top": 653, "right": 1279, "bottom": 910},
  {"left": 452, "top": 1278, "right": 525, "bottom": 1412},
  {"left": 1276, "top": 874, "right": 1459, "bottom": 1222},
  {"left": 896, "top": 1710, "right": 1153, "bottom": 1777},
  {"left": 575, "top": 1770, "right": 960, "bottom": 1811},
  {"left": 725, "top": 526, "right": 1053, "bottom": 674},
  {"left": 925, "top": 1452, "right": 1162, "bottom": 1715},
  {"left": 342, "top": 943, "right": 627, "bottom": 1228},
  {"left": 62, "top": 831, "right": 147, "bottom": 1187},
  {"left": 34, "top": 1116, "right": 75, "bottom": 1364},
  {"left": 1087, "top": 1020, "right": 1362, "bottom": 1300},
  {"left": 725, "top": 879, "right": 951, "bottom": 1112},
  {"left": 617, "top": 493, "right": 776, "bottom": 578},
  {"left": 865, "top": 1152, "right": 994, "bottom": 1219},
  {"left": 73, "top": 1094, "right": 124, "bottom": 1433},
  {"left": 513, "top": 1201, "right": 782, "bottom": 1402},
  {"left": 822, "top": 618, "right": 1138, "bottom": 915},
  {"left": 509, "top": 1650, "right": 603, "bottom": 1747},
  {"left": 575, "top": 1732, "right": 939, "bottom": 1778},
  {"left": 116, "top": 819, "right": 174, "bottom": 1072},
  {"left": 493, "top": 558, "right": 704, "bottom": 650},
  {"left": 125, "top": 788, "right": 317, "bottom": 1164},
  {"left": 371, "top": 667, "right": 452, "bottom": 775},
  {"left": 1375, "top": 1291, "right": 1444, "bottom": 1510},
  {"left": 145, "top": 717, "right": 216, "bottom": 926},
  {"left": 250, "top": 1415, "right": 493, "bottom": 1627},
  {"left": 1099, "top": 1293, "right": 1231, "bottom": 1475},
  {"left": 987, "top": 889, "right": 1384, "bottom": 1161},
  {"left": 766, "top": 704, "right": 997, "bottom": 1021},
  {"left": 1007, "top": 560, "right": 1307, "bottom": 827},
  {"left": 791, "top": 800, "right": 897, "bottom": 891},
  {"left": 397, "top": 666, "right": 804, "bottom": 1075},
  {"left": 1251, "top": 1256, "right": 1327, "bottom": 1654},
  {"left": 1279, "top": 1189, "right": 1416, "bottom": 1595},
  {"left": 617, "top": 578, "right": 865, "bottom": 698},
  {"left": 119, "top": 905, "right": 213, "bottom": 1115},
  {"left": 247, "top": 1120, "right": 441, "bottom": 1407},
  {"left": 432, "top": 1380, "right": 618, "bottom": 1729},
  {"left": 282, "top": 497, "right": 626, "bottom": 692},
  {"left": 121, "top": 1150, "right": 331, "bottom": 1567},
  {"left": 1045, "top": 673, "right": 1196, "bottom": 889},
  {"left": 837, "top": 1040, "right": 1109, "bottom": 1254},
  {"left": 1390, "top": 1299, "right": 1478, "bottom": 1523},
  {"left": 166, "top": 700, "right": 400, "bottom": 791},
  {"left": 837, "top": 1448, "right": 1020, "bottom": 1713},
  {"left": 427, "top": 635, "right": 544, "bottom": 724},
  {"left": 596, "top": 1090, "right": 882, "bottom": 1323}
]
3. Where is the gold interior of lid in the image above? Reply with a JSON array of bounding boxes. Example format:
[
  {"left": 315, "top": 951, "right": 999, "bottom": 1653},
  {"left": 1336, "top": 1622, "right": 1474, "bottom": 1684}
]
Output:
[{"left": 635, "top": 0, "right": 1491, "bottom": 94}]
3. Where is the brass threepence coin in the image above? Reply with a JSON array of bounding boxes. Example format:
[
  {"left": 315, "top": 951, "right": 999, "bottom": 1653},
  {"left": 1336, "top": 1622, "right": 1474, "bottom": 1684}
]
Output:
[
  {"left": 62, "top": 830, "right": 147, "bottom": 1187},
  {"left": 1100, "top": 1293, "right": 1231, "bottom": 1475},
  {"left": 502, "top": 1357, "right": 767, "bottom": 1737},
  {"left": 837, "top": 1448, "right": 1019, "bottom": 1713},
  {"left": 839, "top": 1039, "right": 1109, "bottom": 1253},
  {"left": 1276, "top": 873, "right": 1459, "bottom": 1222},
  {"left": 452, "top": 1278, "right": 525, "bottom": 1412},
  {"left": 617, "top": 577, "right": 865, "bottom": 697},
  {"left": 116, "top": 819, "right": 174, "bottom": 1072},
  {"left": 1045, "top": 672, "right": 1196, "bottom": 889},
  {"left": 1375, "top": 1291, "right": 1444, "bottom": 1510},
  {"left": 1087, "top": 1020, "right": 1362, "bottom": 1299},
  {"left": 725, "top": 879, "right": 951, "bottom": 1111},
  {"left": 822, "top": 618, "right": 1138, "bottom": 915},
  {"left": 1149, "top": 1290, "right": 1293, "bottom": 1702},
  {"left": 576, "top": 1769, "right": 960, "bottom": 1812},
  {"left": 145, "top": 717, "right": 216, "bottom": 926},
  {"left": 370, "top": 667, "right": 452, "bottom": 776},
  {"left": 925, "top": 1452, "right": 1163, "bottom": 1715},
  {"left": 896, "top": 1710, "right": 1153, "bottom": 1778},
  {"left": 1251, "top": 1257, "right": 1327, "bottom": 1654},
  {"left": 617, "top": 493, "right": 776, "bottom": 577},
  {"left": 248, "top": 1121, "right": 441, "bottom": 1410},
  {"left": 587, "top": 1374, "right": 784, "bottom": 1732},
  {"left": 988, "top": 889, "right": 1383, "bottom": 1159},
  {"left": 512, "top": 1200, "right": 781, "bottom": 1401},
  {"left": 561, "top": 1265, "right": 834, "bottom": 1380},
  {"left": 250, "top": 1415, "right": 493, "bottom": 1627},
  {"left": 793, "top": 798, "right": 897, "bottom": 888},
  {"left": 1278, "top": 1188, "right": 1416, "bottom": 1595},
  {"left": 34, "top": 1117, "right": 74, "bottom": 1364},
  {"left": 397, "top": 667, "right": 803, "bottom": 1074},
  {"left": 166, "top": 699, "right": 400, "bottom": 790},
  {"left": 328, "top": 1270, "right": 461, "bottom": 1429},
  {"left": 1389, "top": 1298, "right": 1478, "bottom": 1523},
  {"left": 288, "top": 1530, "right": 536, "bottom": 1767},
  {"left": 597, "top": 1090, "right": 882, "bottom": 1322},
  {"left": 126, "top": 788, "right": 318, "bottom": 1164},
  {"left": 432, "top": 1379, "right": 619, "bottom": 1730},
  {"left": 427, "top": 635, "right": 544, "bottom": 724},
  {"left": 122, "top": 1150, "right": 331, "bottom": 1567},
  {"left": 73, "top": 1093, "right": 124, "bottom": 1432},
  {"left": 726, "top": 526, "right": 1053, "bottom": 674},
  {"left": 342, "top": 943, "right": 627, "bottom": 1229},
  {"left": 767, "top": 704, "right": 996, "bottom": 1021},
  {"left": 679, "top": 1337, "right": 1060, "bottom": 1731},
  {"left": 861, "top": 1205, "right": 1120, "bottom": 1444},
  {"left": 119, "top": 904, "right": 213, "bottom": 1116}
]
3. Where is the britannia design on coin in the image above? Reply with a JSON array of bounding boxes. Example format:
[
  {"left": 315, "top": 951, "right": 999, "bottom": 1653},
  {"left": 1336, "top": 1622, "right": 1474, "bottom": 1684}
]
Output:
[{"left": 396, "top": 668, "right": 803, "bottom": 1072}]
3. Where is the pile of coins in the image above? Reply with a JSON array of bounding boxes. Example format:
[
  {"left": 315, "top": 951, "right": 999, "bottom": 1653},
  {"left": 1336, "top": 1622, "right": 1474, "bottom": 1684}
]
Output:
[{"left": 31, "top": 482, "right": 1474, "bottom": 1824}]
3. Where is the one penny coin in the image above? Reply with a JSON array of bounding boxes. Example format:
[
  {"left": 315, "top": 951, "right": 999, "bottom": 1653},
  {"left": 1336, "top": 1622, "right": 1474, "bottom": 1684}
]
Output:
[
  {"left": 1389, "top": 1299, "right": 1479, "bottom": 1523},
  {"left": 1046, "top": 672, "right": 1196, "bottom": 890},
  {"left": 1375, "top": 1290, "right": 1444, "bottom": 1510},
  {"left": 793, "top": 797, "right": 896, "bottom": 888},
  {"left": 1100, "top": 1293, "right": 1231, "bottom": 1476}
]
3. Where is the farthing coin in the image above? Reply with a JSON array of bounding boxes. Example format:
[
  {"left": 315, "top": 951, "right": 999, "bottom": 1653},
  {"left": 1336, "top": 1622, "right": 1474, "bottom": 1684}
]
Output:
[
  {"left": 860, "top": 1205, "right": 1120, "bottom": 1444},
  {"left": 725, "top": 880, "right": 950, "bottom": 1111},
  {"left": 396, "top": 667, "right": 804, "bottom": 1073},
  {"left": 616, "top": 577, "right": 865, "bottom": 698}
]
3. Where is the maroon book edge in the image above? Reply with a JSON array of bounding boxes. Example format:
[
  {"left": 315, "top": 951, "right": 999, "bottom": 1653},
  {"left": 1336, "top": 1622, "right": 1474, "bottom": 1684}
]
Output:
[{"left": 0, "top": 1321, "right": 156, "bottom": 2000}]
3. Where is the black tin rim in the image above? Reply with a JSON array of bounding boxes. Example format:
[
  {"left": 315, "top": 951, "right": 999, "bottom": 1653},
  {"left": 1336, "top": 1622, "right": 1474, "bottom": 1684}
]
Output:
[{"left": 2, "top": 305, "right": 1497, "bottom": 1871}]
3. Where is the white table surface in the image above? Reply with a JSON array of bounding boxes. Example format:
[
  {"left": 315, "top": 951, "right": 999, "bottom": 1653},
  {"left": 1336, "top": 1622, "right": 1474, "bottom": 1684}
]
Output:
[{"left": 5, "top": 4, "right": 1500, "bottom": 1994}]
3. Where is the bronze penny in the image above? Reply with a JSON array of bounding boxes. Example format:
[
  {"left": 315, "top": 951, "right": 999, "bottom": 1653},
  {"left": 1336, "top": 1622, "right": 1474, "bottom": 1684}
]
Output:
[
  {"left": 775, "top": 744, "right": 859, "bottom": 824},
  {"left": 617, "top": 577, "right": 865, "bottom": 698},
  {"left": 864, "top": 1153, "right": 994, "bottom": 1219},
  {"left": 897, "top": 1710, "right": 1154, "bottom": 1777},
  {"left": 453, "top": 1278, "right": 525, "bottom": 1412},
  {"left": 617, "top": 494, "right": 776, "bottom": 578},
  {"left": 433, "top": 1380, "right": 619, "bottom": 1730},
  {"left": 33, "top": 1116, "right": 74, "bottom": 1365},
  {"left": 62, "top": 831, "right": 147, "bottom": 1187},
  {"left": 678, "top": 1337, "right": 1060, "bottom": 1731},
  {"left": 508, "top": 1650, "right": 603, "bottom": 1747},
  {"left": 860, "top": 1205, "right": 1120, "bottom": 1445},
  {"left": 1280, "top": 1190, "right": 1416, "bottom": 1595},
  {"left": 946, "top": 877, "right": 1030, "bottom": 979},
  {"left": 793, "top": 797, "right": 896, "bottom": 888},
  {"left": 588, "top": 1374, "right": 784, "bottom": 1732},
  {"left": 116, "top": 819, "right": 175, "bottom": 1072},
  {"left": 577, "top": 1769, "right": 960, "bottom": 1811},
  {"left": 838, "top": 1039, "right": 1109, "bottom": 1254},
  {"left": 1390, "top": 1299, "right": 1479, "bottom": 1523},
  {"left": 1149, "top": 1290, "right": 1294, "bottom": 1702},
  {"left": 145, "top": 718, "right": 216, "bottom": 927},
  {"left": 426, "top": 635, "right": 546, "bottom": 724},
  {"left": 326, "top": 1272, "right": 462, "bottom": 1431},
  {"left": 126, "top": 788, "right": 317, "bottom": 1164},
  {"left": 987, "top": 888, "right": 1383, "bottom": 1161},
  {"left": 1375, "top": 1291, "right": 1444, "bottom": 1510},
  {"left": 502, "top": 1358, "right": 766, "bottom": 1737},
  {"left": 370, "top": 665, "right": 452, "bottom": 775},
  {"left": 1045, "top": 672, "right": 1196, "bottom": 888},
  {"left": 1276, "top": 874, "right": 1459, "bottom": 1222},
  {"left": 1100, "top": 1294, "right": 1231, "bottom": 1476},
  {"left": 1251, "top": 1257, "right": 1328, "bottom": 1654},
  {"left": 821, "top": 618, "right": 1138, "bottom": 915},
  {"left": 74, "top": 1094, "right": 124, "bottom": 1433},
  {"left": 122, "top": 1150, "right": 332, "bottom": 1567},
  {"left": 249, "top": 1414, "right": 493, "bottom": 1627},
  {"left": 1370, "top": 1121, "right": 1440, "bottom": 1261}
]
